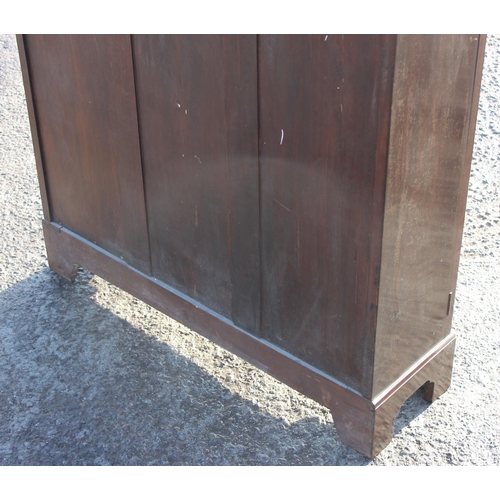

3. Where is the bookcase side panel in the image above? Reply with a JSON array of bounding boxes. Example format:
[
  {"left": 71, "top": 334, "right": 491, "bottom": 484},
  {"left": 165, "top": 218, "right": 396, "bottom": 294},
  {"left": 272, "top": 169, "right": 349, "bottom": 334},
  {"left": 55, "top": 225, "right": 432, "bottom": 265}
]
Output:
[{"left": 374, "top": 34, "right": 484, "bottom": 397}]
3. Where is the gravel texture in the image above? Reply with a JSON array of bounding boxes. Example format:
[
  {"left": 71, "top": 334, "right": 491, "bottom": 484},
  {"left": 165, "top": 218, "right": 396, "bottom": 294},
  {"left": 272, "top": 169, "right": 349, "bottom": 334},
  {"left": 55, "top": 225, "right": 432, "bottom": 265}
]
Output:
[{"left": 1, "top": 34, "right": 499, "bottom": 466}]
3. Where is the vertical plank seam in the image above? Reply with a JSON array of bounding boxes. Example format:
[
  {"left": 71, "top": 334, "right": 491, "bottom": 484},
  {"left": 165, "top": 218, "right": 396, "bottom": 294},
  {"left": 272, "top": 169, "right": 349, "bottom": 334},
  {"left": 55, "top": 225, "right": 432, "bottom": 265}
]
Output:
[
  {"left": 129, "top": 34, "right": 153, "bottom": 277},
  {"left": 220, "top": 35, "right": 234, "bottom": 325},
  {"left": 257, "top": 34, "right": 264, "bottom": 338}
]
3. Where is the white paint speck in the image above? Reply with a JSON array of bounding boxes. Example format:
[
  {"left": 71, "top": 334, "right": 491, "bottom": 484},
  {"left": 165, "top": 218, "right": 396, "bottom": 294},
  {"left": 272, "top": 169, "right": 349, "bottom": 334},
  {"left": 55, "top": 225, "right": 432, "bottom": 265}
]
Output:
[
  {"left": 177, "top": 103, "right": 181, "bottom": 108},
  {"left": 324, "top": 35, "right": 328, "bottom": 41},
  {"left": 185, "top": 109, "right": 188, "bottom": 114},
  {"left": 194, "top": 155, "right": 202, "bottom": 164},
  {"left": 280, "top": 129, "right": 284, "bottom": 145}
]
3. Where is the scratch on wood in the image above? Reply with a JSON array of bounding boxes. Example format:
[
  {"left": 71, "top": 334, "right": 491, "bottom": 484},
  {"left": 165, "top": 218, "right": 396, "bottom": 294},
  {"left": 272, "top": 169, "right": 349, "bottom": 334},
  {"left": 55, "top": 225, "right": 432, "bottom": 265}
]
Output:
[
  {"left": 195, "top": 205, "right": 198, "bottom": 227},
  {"left": 272, "top": 198, "right": 291, "bottom": 212},
  {"left": 297, "top": 222, "right": 300, "bottom": 268},
  {"left": 354, "top": 250, "right": 358, "bottom": 305},
  {"left": 280, "top": 129, "right": 284, "bottom": 145}
]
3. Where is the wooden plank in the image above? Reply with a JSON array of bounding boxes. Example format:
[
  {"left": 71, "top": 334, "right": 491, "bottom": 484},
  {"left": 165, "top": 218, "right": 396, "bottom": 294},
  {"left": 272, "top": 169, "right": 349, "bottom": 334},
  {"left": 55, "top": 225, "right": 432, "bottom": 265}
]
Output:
[
  {"left": 258, "top": 35, "right": 396, "bottom": 395},
  {"left": 23, "top": 35, "right": 151, "bottom": 274},
  {"left": 132, "top": 35, "right": 260, "bottom": 332},
  {"left": 373, "top": 35, "right": 482, "bottom": 396}
]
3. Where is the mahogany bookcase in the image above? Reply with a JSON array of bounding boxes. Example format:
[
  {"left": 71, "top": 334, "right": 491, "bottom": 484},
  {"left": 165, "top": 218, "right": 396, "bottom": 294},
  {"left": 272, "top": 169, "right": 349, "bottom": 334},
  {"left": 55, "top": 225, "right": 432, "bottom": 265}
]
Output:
[{"left": 17, "top": 34, "right": 485, "bottom": 458}]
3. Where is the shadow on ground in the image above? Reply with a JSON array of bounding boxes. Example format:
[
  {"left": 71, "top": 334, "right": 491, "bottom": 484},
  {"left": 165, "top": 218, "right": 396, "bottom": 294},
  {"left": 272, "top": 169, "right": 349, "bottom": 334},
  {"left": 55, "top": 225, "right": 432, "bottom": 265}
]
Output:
[{"left": 0, "top": 268, "right": 431, "bottom": 465}]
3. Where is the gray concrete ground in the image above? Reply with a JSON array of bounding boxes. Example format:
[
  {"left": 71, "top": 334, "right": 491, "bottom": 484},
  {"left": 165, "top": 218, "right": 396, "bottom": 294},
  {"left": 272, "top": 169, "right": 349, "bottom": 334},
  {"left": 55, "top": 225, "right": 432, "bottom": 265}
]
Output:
[{"left": 1, "top": 34, "right": 499, "bottom": 465}]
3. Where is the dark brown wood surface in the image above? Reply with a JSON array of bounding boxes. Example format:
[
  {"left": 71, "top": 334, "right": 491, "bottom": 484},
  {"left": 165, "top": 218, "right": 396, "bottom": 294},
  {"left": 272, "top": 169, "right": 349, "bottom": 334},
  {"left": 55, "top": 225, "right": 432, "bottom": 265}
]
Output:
[
  {"left": 132, "top": 35, "right": 261, "bottom": 332},
  {"left": 23, "top": 35, "right": 150, "bottom": 274},
  {"left": 373, "top": 35, "right": 483, "bottom": 396},
  {"left": 258, "top": 35, "right": 396, "bottom": 395},
  {"left": 19, "top": 34, "right": 485, "bottom": 457}
]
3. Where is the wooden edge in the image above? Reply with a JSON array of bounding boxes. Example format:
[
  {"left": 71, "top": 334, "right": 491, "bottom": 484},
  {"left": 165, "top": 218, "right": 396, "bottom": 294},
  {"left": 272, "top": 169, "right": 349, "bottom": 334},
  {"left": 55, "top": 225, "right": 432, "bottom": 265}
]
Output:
[
  {"left": 447, "top": 34, "right": 487, "bottom": 321},
  {"left": 464, "top": 35, "right": 487, "bottom": 170},
  {"left": 364, "top": 34, "right": 398, "bottom": 397},
  {"left": 372, "top": 333, "right": 456, "bottom": 408},
  {"left": 16, "top": 35, "right": 51, "bottom": 222}
]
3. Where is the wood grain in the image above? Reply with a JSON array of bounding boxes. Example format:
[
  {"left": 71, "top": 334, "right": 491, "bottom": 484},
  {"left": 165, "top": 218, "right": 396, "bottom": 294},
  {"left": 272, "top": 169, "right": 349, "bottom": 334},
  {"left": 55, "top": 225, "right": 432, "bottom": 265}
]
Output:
[
  {"left": 373, "top": 35, "right": 483, "bottom": 396},
  {"left": 258, "top": 35, "right": 396, "bottom": 395},
  {"left": 132, "top": 35, "right": 260, "bottom": 332},
  {"left": 19, "top": 34, "right": 484, "bottom": 457},
  {"left": 23, "top": 35, "right": 150, "bottom": 274}
]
